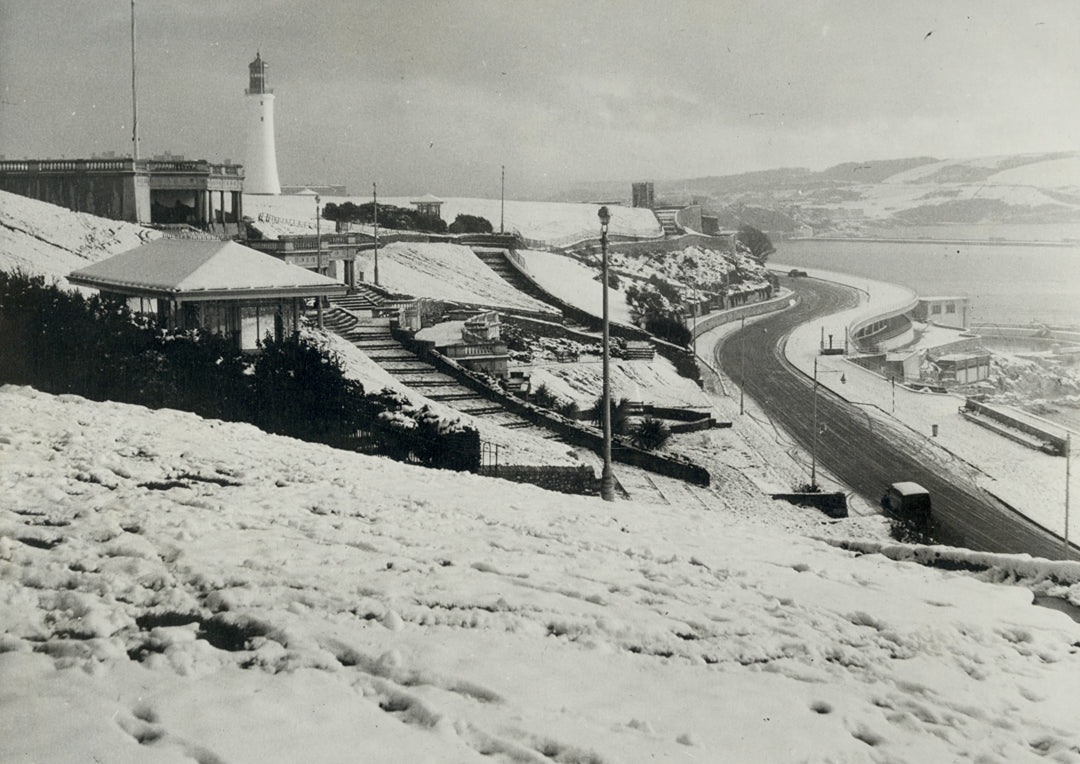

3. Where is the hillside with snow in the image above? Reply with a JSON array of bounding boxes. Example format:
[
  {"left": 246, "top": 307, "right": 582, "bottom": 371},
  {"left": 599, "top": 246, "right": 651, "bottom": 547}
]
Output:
[
  {"left": 244, "top": 194, "right": 664, "bottom": 246},
  {"left": 0, "top": 190, "right": 158, "bottom": 285},
  {"left": 608, "top": 152, "right": 1080, "bottom": 237},
  {"left": 354, "top": 242, "right": 556, "bottom": 314},
  {"left": 3, "top": 386, "right": 1080, "bottom": 763}
]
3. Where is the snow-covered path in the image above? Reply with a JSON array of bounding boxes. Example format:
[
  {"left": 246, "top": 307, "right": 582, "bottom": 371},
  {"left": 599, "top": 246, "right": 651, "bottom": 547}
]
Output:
[{"left": 3, "top": 386, "right": 1080, "bottom": 762}]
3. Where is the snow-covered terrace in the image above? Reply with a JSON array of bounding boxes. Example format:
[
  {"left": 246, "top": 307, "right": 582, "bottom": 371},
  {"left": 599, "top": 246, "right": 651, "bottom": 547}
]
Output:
[{"left": 242, "top": 194, "right": 664, "bottom": 247}]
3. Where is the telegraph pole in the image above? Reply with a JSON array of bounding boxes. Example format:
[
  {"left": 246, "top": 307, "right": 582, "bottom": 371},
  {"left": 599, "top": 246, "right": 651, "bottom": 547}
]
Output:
[
  {"left": 500, "top": 164, "right": 505, "bottom": 234},
  {"left": 372, "top": 182, "right": 379, "bottom": 286}
]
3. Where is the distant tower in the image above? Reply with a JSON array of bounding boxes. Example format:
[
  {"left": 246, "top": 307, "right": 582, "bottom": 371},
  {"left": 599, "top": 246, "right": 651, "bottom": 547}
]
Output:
[{"left": 244, "top": 52, "right": 281, "bottom": 194}]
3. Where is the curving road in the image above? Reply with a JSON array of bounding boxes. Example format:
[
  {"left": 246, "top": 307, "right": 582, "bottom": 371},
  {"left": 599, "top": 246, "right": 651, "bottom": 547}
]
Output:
[{"left": 714, "top": 276, "right": 1070, "bottom": 559}]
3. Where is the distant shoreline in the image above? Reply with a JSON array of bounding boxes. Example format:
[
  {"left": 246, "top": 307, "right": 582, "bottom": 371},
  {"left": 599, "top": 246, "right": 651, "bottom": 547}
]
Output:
[{"left": 786, "top": 236, "right": 1078, "bottom": 248}]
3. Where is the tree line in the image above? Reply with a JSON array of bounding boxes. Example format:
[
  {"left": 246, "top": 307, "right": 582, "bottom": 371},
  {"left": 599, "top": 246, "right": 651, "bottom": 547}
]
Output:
[
  {"left": 0, "top": 270, "right": 479, "bottom": 471},
  {"left": 322, "top": 202, "right": 493, "bottom": 235}
]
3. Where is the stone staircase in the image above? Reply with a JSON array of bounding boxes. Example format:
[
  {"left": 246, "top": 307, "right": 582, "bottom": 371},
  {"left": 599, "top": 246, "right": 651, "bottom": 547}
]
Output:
[
  {"left": 654, "top": 208, "right": 682, "bottom": 237},
  {"left": 322, "top": 309, "right": 554, "bottom": 438},
  {"left": 322, "top": 307, "right": 716, "bottom": 504},
  {"left": 328, "top": 283, "right": 415, "bottom": 315},
  {"left": 471, "top": 248, "right": 554, "bottom": 305}
]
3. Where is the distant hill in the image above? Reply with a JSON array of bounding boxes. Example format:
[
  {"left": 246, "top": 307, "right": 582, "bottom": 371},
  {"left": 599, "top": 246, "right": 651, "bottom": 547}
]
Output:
[{"left": 557, "top": 152, "right": 1080, "bottom": 236}]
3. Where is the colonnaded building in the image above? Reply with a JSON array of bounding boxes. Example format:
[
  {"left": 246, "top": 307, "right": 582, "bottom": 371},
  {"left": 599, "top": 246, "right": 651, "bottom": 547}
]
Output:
[{"left": 0, "top": 52, "right": 287, "bottom": 237}]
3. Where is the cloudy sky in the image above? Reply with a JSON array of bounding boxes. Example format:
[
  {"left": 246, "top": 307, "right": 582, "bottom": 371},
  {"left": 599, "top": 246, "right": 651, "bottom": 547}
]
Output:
[{"left": 1, "top": 0, "right": 1077, "bottom": 198}]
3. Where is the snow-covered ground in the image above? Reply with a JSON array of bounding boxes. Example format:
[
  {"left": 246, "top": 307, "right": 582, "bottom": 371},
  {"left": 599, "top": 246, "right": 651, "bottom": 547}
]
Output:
[
  {"left": 3, "top": 385, "right": 1080, "bottom": 763},
  {"left": 779, "top": 265, "right": 1079, "bottom": 538},
  {"left": 525, "top": 356, "right": 711, "bottom": 411},
  {"left": 0, "top": 190, "right": 158, "bottom": 285},
  {"left": 243, "top": 194, "right": 663, "bottom": 245},
  {"left": 353, "top": 242, "right": 556, "bottom": 315}
]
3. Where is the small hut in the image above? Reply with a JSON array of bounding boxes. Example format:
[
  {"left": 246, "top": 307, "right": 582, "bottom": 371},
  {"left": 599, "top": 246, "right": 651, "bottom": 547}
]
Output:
[{"left": 409, "top": 194, "right": 444, "bottom": 220}]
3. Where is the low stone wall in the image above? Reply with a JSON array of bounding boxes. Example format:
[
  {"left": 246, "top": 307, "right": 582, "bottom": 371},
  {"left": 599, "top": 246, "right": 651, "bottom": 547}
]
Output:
[
  {"left": 604, "top": 232, "right": 735, "bottom": 256},
  {"left": 669, "top": 417, "right": 719, "bottom": 434},
  {"left": 478, "top": 464, "right": 598, "bottom": 495},
  {"left": 770, "top": 492, "right": 848, "bottom": 518},
  {"left": 644, "top": 405, "right": 711, "bottom": 422},
  {"left": 502, "top": 314, "right": 600, "bottom": 346},
  {"left": 691, "top": 291, "right": 796, "bottom": 338}
]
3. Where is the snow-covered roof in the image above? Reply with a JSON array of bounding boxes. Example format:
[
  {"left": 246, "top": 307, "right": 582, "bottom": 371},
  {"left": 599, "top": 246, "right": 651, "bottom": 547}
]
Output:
[
  {"left": 410, "top": 194, "right": 444, "bottom": 204},
  {"left": 890, "top": 481, "right": 929, "bottom": 496},
  {"left": 68, "top": 239, "right": 347, "bottom": 300}
]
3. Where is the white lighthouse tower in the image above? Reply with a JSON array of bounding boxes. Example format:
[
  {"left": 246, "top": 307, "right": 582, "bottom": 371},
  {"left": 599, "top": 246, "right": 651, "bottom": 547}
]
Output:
[{"left": 244, "top": 52, "right": 281, "bottom": 195}]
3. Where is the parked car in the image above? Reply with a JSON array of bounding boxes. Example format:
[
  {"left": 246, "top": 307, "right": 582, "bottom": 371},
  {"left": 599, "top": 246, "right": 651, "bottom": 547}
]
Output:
[
  {"left": 787, "top": 269, "right": 808, "bottom": 278},
  {"left": 881, "top": 481, "right": 932, "bottom": 521}
]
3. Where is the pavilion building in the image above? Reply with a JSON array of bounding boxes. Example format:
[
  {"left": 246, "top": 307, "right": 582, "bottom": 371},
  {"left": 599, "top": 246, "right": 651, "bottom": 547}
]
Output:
[{"left": 68, "top": 239, "right": 345, "bottom": 351}]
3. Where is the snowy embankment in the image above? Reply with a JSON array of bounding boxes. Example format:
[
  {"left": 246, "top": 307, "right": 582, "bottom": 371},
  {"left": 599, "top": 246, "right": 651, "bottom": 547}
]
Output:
[
  {"left": 353, "top": 242, "right": 555, "bottom": 314},
  {"left": 514, "top": 248, "right": 634, "bottom": 325},
  {"left": 0, "top": 190, "right": 157, "bottom": 285},
  {"left": 781, "top": 266, "right": 1078, "bottom": 538},
  {"left": 242, "top": 194, "right": 663, "bottom": 245},
  {"left": 526, "top": 355, "right": 711, "bottom": 411},
  {"left": 4, "top": 386, "right": 1080, "bottom": 762}
]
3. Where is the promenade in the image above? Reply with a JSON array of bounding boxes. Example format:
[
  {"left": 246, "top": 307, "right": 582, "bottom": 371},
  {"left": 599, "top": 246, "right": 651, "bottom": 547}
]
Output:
[{"left": 779, "top": 265, "right": 1077, "bottom": 544}]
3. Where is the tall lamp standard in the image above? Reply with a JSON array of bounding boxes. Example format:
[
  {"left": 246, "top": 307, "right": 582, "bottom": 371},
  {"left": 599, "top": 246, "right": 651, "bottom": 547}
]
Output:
[
  {"left": 811, "top": 356, "right": 820, "bottom": 489},
  {"left": 810, "top": 356, "right": 846, "bottom": 489},
  {"left": 315, "top": 194, "right": 323, "bottom": 329},
  {"left": 598, "top": 206, "right": 615, "bottom": 502}
]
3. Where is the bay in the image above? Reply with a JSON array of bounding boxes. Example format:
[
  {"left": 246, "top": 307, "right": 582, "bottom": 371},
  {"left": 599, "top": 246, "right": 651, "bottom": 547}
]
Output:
[{"left": 776, "top": 238, "right": 1080, "bottom": 329}]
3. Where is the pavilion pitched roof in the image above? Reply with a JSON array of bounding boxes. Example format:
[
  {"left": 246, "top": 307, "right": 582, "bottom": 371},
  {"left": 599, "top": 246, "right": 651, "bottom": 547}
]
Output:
[{"left": 68, "top": 239, "right": 346, "bottom": 300}]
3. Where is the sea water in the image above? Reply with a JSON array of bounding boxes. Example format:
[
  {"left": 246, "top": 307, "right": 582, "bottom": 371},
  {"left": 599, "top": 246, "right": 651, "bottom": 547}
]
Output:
[{"left": 777, "top": 238, "right": 1080, "bottom": 329}]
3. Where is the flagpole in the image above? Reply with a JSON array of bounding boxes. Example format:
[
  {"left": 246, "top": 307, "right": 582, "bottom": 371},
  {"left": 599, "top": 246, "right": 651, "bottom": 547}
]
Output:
[{"left": 130, "top": 0, "right": 139, "bottom": 161}]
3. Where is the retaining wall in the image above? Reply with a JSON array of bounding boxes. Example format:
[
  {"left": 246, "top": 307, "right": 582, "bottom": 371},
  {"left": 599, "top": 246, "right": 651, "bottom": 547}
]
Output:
[
  {"left": 478, "top": 464, "right": 598, "bottom": 495},
  {"left": 771, "top": 491, "right": 849, "bottom": 518},
  {"left": 691, "top": 291, "right": 796, "bottom": 338}
]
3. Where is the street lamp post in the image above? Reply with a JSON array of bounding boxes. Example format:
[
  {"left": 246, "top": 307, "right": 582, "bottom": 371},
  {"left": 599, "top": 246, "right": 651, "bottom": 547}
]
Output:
[
  {"left": 316, "top": 195, "right": 323, "bottom": 329},
  {"left": 810, "top": 356, "right": 847, "bottom": 490},
  {"left": 1066, "top": 433, "right": 1072, "bottom": 560},
  {"left": 598, "top": 206, "right": 615, "bottom": 502},
  {"left": 689, "top": 296, "right": 697, "bottom": 356}
]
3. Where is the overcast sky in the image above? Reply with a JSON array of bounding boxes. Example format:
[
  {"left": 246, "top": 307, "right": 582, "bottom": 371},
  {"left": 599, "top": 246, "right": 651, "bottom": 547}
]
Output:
[{"left": 2, "top": 1, "right": 1077, "bottom": 198}]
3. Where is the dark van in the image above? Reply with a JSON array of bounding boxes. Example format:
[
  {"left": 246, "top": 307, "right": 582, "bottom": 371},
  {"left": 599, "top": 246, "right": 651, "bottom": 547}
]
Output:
[{"left": 881, "top": 482, "right": 932, "bottom": 522}]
